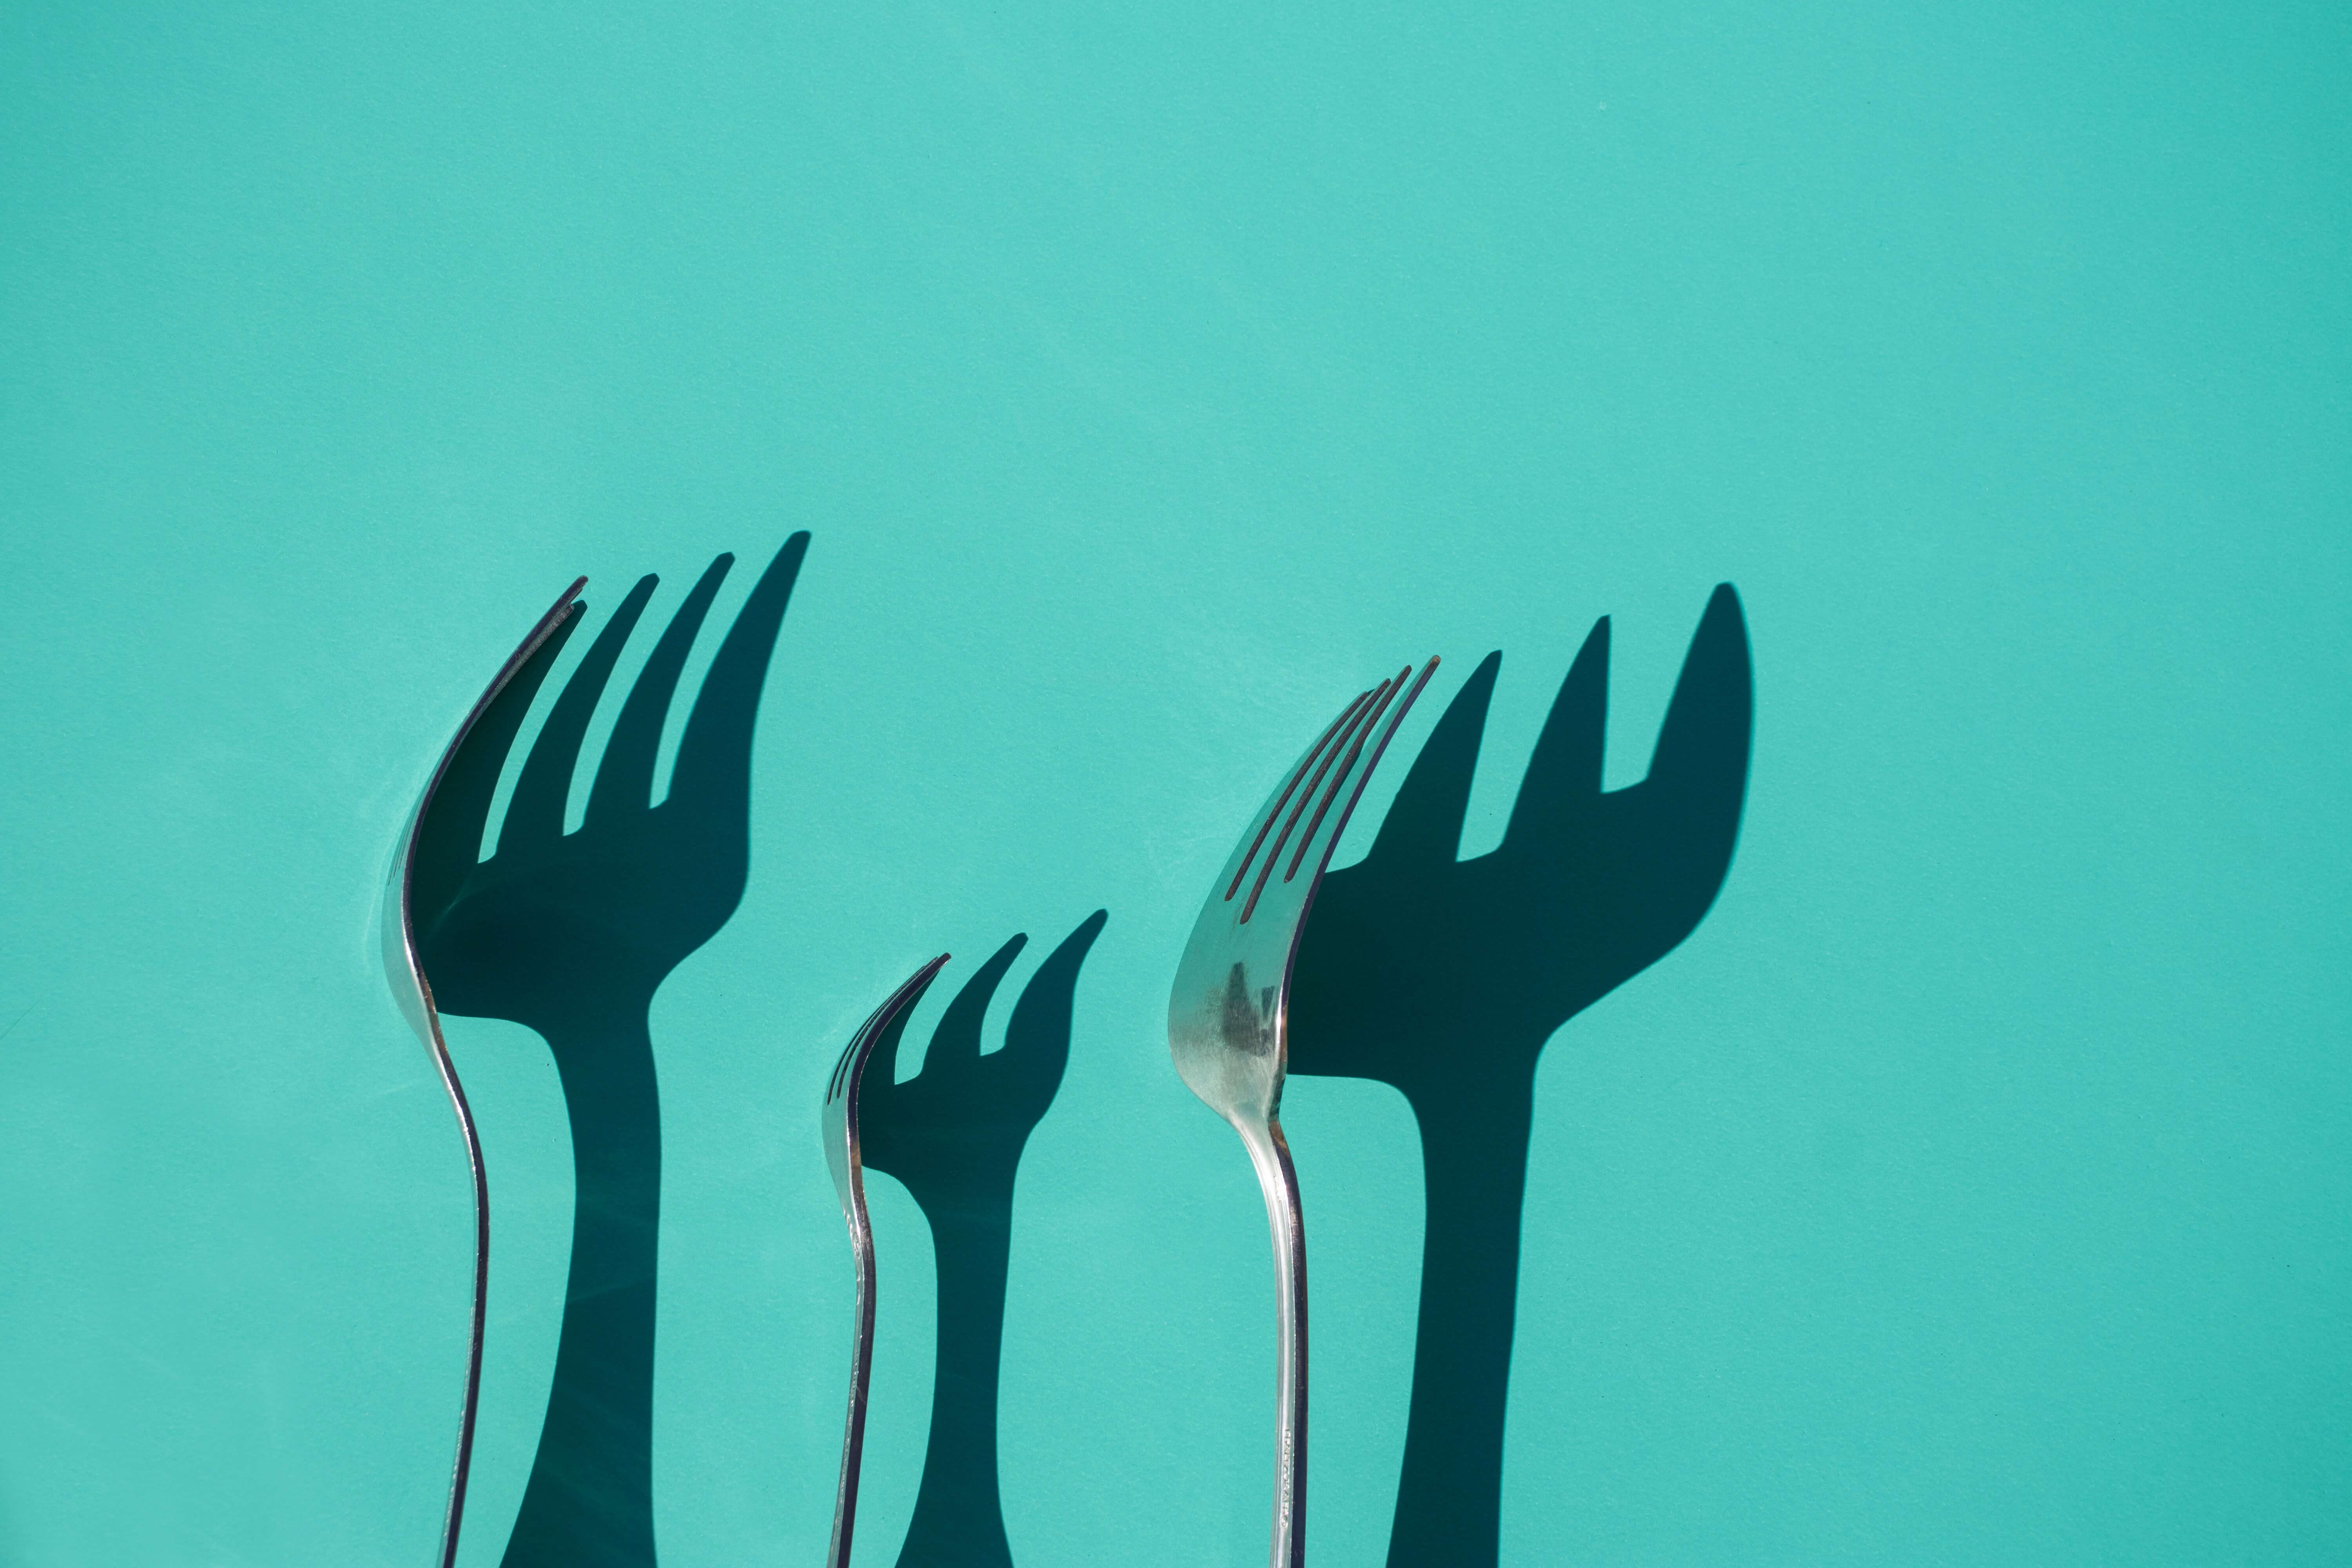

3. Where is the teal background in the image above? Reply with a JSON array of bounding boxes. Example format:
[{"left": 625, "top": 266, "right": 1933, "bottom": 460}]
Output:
[{"left": 2, "top": 2, "right": 2346, "bottom": 1563}]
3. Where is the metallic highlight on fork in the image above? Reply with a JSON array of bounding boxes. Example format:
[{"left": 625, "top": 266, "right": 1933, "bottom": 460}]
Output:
[
  {"left": 381, "top": 577, "right": 586, "bottom": 1568},
  {"left": 822, "top": 955, "right": 952, "bottom": 1568},
  {"left": 1168, "top": 658, "right": 1438, "bottom": 1568}
]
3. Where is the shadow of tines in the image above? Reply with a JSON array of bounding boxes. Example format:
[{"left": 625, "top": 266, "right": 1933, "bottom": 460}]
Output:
[{"left": 859, "top": 910, "right": 1109, "bottom": 1568}]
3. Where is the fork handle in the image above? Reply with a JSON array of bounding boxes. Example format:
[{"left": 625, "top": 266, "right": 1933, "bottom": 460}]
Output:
[{"left": 1240, "top": 1115, "right": 1308, "bottom": 1568}]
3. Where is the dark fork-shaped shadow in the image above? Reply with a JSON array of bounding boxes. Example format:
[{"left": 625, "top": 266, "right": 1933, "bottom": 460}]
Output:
[
  {"left": 409, "top": 534, "right": 810, "bottom": 1568},
  {"left": 859, "top": 911, "right": 1109, "bottom": 1568},
  {"left": 1288, "top": 585, "right": 1753, "bottom": 1568}
]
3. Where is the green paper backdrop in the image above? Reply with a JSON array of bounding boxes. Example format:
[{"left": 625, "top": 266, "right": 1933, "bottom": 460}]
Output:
[{"left": 2, "top": 2, "right": 2345, "bottom": 1563}]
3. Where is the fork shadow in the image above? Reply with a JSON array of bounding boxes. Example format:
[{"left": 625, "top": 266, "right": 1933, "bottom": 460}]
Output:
[
  {"left": 1288, "top": 586, "right": 1753, "bottom": 1566},
  {"left": 410, "top": 535, "right": 810, "bottom": 1567},
  {"left": 859, "top": 911, "right": 1109, "bottom": 1568}
]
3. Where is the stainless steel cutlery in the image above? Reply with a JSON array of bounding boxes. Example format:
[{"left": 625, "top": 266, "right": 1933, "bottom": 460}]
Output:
[
  {"left": 822, "top": 956, "right": 951, "bottom": 1568},
  {"left": 381, "top": 559, "right": 1736, "bottom": 1568},
  {"left": 1167, "top": 660, "right": 1437, "bottom": 1568},
  {"left": 382, "top": 578, "right": 585, "bottom": 1568}
]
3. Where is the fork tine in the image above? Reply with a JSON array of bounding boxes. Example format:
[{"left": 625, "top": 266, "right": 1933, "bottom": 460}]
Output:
[
  {"left": 1226, "top": 691, "right": 1370, "bottom": 902},
  {"left": 1241, "top": 680, "right": 1392, "bottom": 920},
  {"left": 1285, "top": 666, "right": 1414, "bottom": 882},
  {"left": 501, "top": 574, "right": 657, "bottom": 853},
  {"left": 837, "top": 955, "right": 954, "bottom": 1102},
  {"left": 586, "top": 554, "right": 733, "bottom": 824},
  {"left": 412, "top": 601, "right": 582, "bottom": 920},
  {"left": 1318, "top": 657, "right": 1441, "bottom": 874},
  {"left": 828, "top": 1032, "right": 863, "bottom": 1104},
  {"left": 1363, "top": 651, "right": 1497, "bottom": 869},
  {"left": 837, "top": 1004, "right": 884, "bottom": 1100}
]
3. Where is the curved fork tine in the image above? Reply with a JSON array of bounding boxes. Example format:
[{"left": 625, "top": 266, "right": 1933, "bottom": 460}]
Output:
[
  {"left": 410, "top": 603, "right": 583, "bottom": 924},
  {"left": 1285, "top": 664, "right": 1428, "bottom": 882},
  {"left": 381, "top": 575, "right": 584, "bottom": 1568},
  {"left": 1224, "top": 692, "right": 1370, "bottom": 904},
  {"left": 1244, "top": 659, "right": 1439, "bottom": 922},
  {"left": 1240, "top": 684, "right": 1391, "bottom": 922},
  {"left": 826, "top": 1033, "right": 863, "bottom": 1105},
  {"left": 1315, "top": 659, "right": 1440, "bottom": 873},
  {"left": 1365, "top": 651, "right": 1497, "bottom": 871},
  {"left": 824, "top": 954, "right": 952, "bottom": 1568}
]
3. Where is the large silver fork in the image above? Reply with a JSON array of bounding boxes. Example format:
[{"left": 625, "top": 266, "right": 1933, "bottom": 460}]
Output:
[
  {"left": 381, "top": 577, "right": 586, "bottom": 1568},
  {"left": 822, "top": 955, "right": 951, "bottom": 1568},
  {"left": 1168, "top": 658, "right": 1437, "bottom": 1568}
]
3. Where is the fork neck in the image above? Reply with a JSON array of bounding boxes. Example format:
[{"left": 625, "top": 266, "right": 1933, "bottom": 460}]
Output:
[{"left": 1236, "top": 1114, "right": 1308, "bottom": 1568}]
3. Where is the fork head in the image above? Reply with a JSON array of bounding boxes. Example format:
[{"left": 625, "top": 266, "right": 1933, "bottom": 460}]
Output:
[
  {"left": 1168, "top": 659, "right": 1438, "bottom": 1131},
  {"left": 383, "top": 579, "right": 587, "bottom": 1056},
  {"left": 824, "top": 955, "right": 953, "bottom": 1232},
  {"left": 408, "top": 536, "right": 809, "bottom": 1032}
]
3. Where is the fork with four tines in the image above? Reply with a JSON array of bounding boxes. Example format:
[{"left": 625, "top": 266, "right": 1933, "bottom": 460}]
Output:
[{"left": 1167, "top": 658, "right": 1438, "bottom": 1568}]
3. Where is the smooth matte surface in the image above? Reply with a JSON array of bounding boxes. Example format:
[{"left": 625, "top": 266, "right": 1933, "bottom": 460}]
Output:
[{"left": 2, "top": 2, "right": 2346, "bottom": 1564}]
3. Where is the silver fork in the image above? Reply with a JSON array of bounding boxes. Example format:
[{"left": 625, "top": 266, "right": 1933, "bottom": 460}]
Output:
[
  {"left": 822, "top": 954, "right": 951, "bottom": 1568},
  {"left": 381, "top": 577, "right": 586, "bottom": 1568},
  {"left": 1168, "top": 657, "right": 1438, "bottom": 1568}
]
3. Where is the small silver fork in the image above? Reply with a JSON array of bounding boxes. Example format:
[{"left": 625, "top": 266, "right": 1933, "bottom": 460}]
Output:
[
  {"left": 381, "top": 577, "right": 585, "bottom": 1568},
  {"left": 1168, "top": 657, "right": 1437, "bottom": 1568},
  {"left": 821, "top": 955, "right": 951, "bottom": 1568}
]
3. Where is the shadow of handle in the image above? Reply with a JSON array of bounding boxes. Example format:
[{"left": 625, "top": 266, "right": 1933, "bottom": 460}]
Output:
[
  {"left": 896, "top": 1161, "right": 1025, "bottom": 1568},
  {"left": 1387, "top": 1062, "right": 1537, "bottom": 1567},
  {"left": 501, "top": 1009, "right": 661, "bottom": 1568}
]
